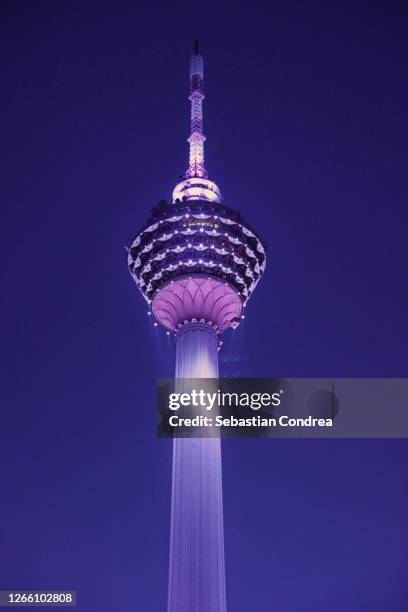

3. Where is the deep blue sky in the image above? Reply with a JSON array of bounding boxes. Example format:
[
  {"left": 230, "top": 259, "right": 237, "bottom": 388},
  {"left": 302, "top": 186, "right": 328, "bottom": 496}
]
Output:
[{"left": 1, "top": 1, "right": 408, "bottom": 610}]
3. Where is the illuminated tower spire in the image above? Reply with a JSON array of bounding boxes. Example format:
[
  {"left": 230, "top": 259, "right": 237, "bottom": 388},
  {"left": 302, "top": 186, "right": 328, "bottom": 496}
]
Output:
[
  {"left": 187, "top": 38, "right": 207, "bottom": 179},
  {"left": 172, "top": 41, "right": 221, "bottom": 204}
]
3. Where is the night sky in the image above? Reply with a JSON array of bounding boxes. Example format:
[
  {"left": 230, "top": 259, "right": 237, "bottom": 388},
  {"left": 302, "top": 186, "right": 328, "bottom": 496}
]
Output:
[{"left": 1, "top": 2, "right": 408, "bottom": 610}]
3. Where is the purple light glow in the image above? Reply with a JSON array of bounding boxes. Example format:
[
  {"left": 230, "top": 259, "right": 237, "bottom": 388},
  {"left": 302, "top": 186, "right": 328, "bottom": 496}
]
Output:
[{"left": 152, "top": 277, "right": 241, "bottom": 333}]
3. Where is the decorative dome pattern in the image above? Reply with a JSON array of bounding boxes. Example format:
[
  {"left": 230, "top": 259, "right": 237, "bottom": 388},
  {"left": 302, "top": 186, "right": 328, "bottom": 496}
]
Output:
[{"left": 152, "top": 277, "right": 241, "bottom": 333}]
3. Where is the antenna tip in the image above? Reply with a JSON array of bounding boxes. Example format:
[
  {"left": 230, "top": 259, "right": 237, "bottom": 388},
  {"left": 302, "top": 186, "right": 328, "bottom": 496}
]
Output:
[{"left": 194, "top": 38, "right": 199, "bottom": 55}]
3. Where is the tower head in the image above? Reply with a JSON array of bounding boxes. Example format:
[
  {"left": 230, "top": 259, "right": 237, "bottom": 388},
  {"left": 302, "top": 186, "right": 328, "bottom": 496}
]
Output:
[{"left": 127, "top": 45, "right": 266, "bottom": 339}]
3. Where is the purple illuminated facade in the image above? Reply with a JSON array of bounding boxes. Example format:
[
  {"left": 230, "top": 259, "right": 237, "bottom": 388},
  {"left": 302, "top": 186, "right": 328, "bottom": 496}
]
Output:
[{"left": 128, "top": 42, "right": 265, "bottom": 611}]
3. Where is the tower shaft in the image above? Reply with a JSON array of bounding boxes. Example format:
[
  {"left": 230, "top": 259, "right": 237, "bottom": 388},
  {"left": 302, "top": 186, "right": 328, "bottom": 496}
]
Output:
[{"left": 167, "top": 324, "right": 227, "bottom": 612}]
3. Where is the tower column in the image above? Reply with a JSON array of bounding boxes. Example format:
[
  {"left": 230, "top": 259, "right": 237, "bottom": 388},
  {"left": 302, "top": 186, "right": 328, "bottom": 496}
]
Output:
[{"left": 167, "top": 323, "right": 227, "bottom": 612}]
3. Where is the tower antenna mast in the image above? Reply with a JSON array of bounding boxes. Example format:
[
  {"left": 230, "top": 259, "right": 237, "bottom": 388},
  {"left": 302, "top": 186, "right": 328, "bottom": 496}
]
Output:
[{"left": 187, "top": 38, "right": 207, "bottom": 179}]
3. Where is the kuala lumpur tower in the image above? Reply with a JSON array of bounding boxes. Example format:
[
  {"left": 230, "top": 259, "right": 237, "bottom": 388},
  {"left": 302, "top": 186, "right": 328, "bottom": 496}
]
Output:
[{"left": 127, "top": 41, "right": 266, "bottom": 611}]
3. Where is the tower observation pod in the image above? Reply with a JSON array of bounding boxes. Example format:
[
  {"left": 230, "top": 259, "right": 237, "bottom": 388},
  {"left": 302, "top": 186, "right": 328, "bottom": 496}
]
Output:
[{"left": 127, "top": 41, "right": 266, "bottom": 612}]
